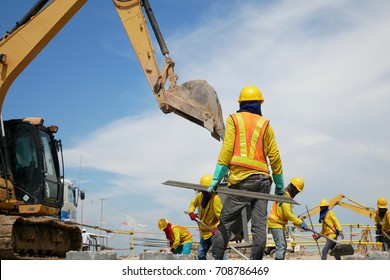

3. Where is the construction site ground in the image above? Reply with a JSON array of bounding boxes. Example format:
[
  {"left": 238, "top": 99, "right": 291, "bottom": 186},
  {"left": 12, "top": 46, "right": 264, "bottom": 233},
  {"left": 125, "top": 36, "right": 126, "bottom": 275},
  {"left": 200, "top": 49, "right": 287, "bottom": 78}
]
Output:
[{"left": 79, "top": 249, "right": 389, "bottom": 260}]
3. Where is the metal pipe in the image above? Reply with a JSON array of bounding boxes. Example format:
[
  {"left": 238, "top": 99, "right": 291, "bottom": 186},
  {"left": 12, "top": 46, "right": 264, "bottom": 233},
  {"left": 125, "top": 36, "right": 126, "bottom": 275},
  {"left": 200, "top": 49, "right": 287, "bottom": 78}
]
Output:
[{"left": 306, "top": 205, "right": 321, "bottom": 256}]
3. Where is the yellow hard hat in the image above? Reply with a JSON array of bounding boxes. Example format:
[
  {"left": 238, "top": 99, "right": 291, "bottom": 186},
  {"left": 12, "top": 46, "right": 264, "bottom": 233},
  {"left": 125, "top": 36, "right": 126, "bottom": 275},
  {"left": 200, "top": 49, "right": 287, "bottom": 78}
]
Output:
[
  {"left": 238, "top": 85, "right": 264, "bottom": 104},
  {"left": 199, "top": 174, "right": 213, "bottom": 187},
  {"left": 319, "top": 199, "right": 329, "bottom": 207},
  {"left": 290, "top": 177, "right": 304, "bottom": 192},
  {"left": 377, "top": 197, "right": 388, "bottom": 208},
  {"left": 158, "top": 218, "right": 169, "bottom": 230}
]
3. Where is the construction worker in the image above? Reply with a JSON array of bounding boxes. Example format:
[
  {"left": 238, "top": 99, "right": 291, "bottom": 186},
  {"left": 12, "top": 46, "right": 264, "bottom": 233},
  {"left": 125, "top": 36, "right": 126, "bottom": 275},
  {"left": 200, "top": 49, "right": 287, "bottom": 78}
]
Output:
[
  {"left": 158, "top": 218, "right": 193, "bottom": 254},
  {"left": 312, "top": 199, "right": 344, "bottom": 260},
  {"left": 81, "top": 228, "right": 92, "bottom": 251},
  {"left": 375, "top": 197, "right": 390, "bottom": 251},
  {"left": 208, "top": 85, "right": 284, "bottom": 260},
  {"left": 267, "top": 176, "right": 308, "bottom": 260},
  {"left": 188, "top": 174, "right": 223, "bottom": 260}
]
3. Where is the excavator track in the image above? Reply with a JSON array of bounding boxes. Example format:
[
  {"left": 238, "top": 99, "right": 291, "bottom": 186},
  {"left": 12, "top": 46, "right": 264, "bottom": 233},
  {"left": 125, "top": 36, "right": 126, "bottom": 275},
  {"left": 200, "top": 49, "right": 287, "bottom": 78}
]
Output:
[{"left": 0, "top": 215, "right": 82, "bottom": 259}]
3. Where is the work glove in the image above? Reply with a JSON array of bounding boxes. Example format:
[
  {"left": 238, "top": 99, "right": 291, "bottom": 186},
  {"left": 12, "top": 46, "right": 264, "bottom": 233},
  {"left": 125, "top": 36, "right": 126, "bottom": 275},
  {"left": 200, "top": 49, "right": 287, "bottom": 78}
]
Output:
[
  {"left": 312, "top": 234, "right": 320, "bottom": 241},
  {"left": 170, "top": 248, "right": 175, "bottom": 254},
  {"left": 212, "top": 228, "right": 218, "bottom": 236},
  {"left": 339, "top": 231, "right": 344, "bottom": 239},
  {"left": 272, "top": 173, "right": 285, "bottom": 195},
  {"left": 208, "top": 164, "right": 229, "bottom": 193},
  {"left": 300, "top": 221, "right": 308, "bottom": 230},
  {"left": 189, "top": 212, "right": 198, "bottom": 221}
]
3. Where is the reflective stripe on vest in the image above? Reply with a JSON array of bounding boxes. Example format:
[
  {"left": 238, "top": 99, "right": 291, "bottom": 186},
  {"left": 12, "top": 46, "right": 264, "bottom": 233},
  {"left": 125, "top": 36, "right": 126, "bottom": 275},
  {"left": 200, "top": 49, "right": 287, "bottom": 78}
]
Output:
[
  {"left": 268, "top": 201, "right": 288, "bottom": 225},
  {"left": 230, "top": 113, "right": 270, "bottom": 173}
]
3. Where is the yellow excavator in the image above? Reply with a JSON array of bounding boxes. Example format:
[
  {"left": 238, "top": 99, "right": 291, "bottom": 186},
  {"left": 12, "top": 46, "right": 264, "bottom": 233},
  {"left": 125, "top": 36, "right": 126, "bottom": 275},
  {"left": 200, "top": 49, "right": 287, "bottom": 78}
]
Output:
[
  {"left": 0, "top": 0, "right": 224, "bottom": 259},
  {"left": 299, "top": 194, "right": 376, "bottom": 221}
]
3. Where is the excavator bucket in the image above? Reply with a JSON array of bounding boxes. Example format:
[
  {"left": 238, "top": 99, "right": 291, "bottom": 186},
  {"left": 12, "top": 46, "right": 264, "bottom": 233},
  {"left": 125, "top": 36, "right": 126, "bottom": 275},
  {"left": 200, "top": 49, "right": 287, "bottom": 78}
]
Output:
[{"left": 163, "top": 79, "right": 225, "bottom": 141}]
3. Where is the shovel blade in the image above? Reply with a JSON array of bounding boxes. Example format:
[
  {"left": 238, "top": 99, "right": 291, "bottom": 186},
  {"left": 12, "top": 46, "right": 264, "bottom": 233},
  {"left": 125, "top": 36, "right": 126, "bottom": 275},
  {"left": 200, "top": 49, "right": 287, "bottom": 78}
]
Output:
[
  {"left": 330, "top": 244, "right": 355, "bottom": 256},
  {"left": 163, "top": 80, "right": 225, "bottom": 141}
]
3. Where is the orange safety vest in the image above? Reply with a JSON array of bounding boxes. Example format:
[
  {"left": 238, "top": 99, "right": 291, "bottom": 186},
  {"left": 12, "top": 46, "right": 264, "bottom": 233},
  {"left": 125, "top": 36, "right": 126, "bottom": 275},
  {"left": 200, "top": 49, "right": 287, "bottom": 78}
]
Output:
[
  {"left": 230, "top": 112, "right": 270, "bottom": 173},
  {"left": 268, "top": 201, "right": 288, "bottom": 225}
]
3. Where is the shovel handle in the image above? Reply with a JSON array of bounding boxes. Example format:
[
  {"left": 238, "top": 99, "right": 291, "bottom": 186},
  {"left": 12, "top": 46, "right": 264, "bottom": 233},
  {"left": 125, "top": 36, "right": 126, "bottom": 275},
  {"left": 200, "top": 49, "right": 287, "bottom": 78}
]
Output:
[
  {"left": 184, "top": 211, "right": 213, "bottom": 231},
  {"left": 305, "top": 228, "right": 343, "bottom": 245}
]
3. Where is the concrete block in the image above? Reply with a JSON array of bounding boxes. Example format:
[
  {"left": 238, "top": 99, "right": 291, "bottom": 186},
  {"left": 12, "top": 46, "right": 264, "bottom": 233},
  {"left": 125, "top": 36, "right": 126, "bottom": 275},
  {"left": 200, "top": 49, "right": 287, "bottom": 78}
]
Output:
[
  {"left": 139, "top": 251, "right": 173, "bottom": 260},
  {"left": 173, "top": 254, "right": 197, "bottom": 260},
  {"left": 66, "top": 251, "right": 117, "bottom": 260}
]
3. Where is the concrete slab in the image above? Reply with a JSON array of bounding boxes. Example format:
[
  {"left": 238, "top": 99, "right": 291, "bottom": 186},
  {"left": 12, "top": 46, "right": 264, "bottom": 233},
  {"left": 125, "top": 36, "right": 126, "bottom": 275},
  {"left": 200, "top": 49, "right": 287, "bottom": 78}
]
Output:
[{"left": 66, "top": 251, "right": 117, "bottom": 260}]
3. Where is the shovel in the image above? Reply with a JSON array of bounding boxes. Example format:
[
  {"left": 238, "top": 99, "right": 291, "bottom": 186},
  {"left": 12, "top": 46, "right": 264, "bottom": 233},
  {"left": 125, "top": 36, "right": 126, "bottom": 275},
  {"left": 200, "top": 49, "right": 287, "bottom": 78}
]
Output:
[{"left": 305, "top": 228, "right": 354, "bottom": 256}]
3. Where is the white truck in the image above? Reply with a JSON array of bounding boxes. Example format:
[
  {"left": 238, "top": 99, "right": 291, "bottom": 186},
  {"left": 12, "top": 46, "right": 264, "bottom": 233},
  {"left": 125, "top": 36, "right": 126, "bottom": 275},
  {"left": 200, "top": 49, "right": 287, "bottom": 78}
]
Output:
[{"left": 60, "top": 179, "right": 84, "bottom": 222}]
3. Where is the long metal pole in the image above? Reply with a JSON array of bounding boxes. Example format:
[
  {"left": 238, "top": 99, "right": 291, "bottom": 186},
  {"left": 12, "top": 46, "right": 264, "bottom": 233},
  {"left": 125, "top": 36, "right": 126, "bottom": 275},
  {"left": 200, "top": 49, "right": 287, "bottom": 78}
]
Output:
[{"left": 306, "top": 205, "right": 321, "bottom": 256}]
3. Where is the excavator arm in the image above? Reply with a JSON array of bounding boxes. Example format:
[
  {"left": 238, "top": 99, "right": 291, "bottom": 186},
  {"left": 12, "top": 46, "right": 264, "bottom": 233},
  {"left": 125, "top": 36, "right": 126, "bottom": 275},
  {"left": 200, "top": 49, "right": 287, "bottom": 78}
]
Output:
[
  {"left": 0, "top": 0, "right": 224, "bottom": 140},
  {"left": 114, "top": 0, "right": 224, "bottom": 140},
  {"left": 299, "top": 194, "right": 376, "bottom": 221}
]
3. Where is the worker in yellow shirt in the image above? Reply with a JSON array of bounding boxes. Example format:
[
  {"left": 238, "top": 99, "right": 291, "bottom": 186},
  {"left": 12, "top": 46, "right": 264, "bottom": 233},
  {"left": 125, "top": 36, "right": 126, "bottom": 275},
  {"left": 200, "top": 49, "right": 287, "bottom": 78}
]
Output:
[
  {"left": 267, "top": 177, "right": 308, "bottom": 259},
  {"left": 188, "top": 174, "right": 223, "bottom": 260},
  {"left": 312, "top": 199, "right": 344, "bottom": 260},
  {"left": 375, "top": 197, "right": 390, "bottom": 251},
  {"left": 208, "top": 85, "right": 284, "bottom": 260},
  {"left": 158, "top": 218, "right": 193, "bottom": 254}
]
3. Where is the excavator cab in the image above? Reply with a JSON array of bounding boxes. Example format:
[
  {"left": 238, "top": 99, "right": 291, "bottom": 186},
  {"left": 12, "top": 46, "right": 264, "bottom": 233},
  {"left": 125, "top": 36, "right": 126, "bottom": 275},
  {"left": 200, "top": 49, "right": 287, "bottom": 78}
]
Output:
[
  {"left": 114, "top": 0, "right": 225, "bottom": 141},
  {"left": 1, "top": 117, "right": 64, "bottom": 214}
]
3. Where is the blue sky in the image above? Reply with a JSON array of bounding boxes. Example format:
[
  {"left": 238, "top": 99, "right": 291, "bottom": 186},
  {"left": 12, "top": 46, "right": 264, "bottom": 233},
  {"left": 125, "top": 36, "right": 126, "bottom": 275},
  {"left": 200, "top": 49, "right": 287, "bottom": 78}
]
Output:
[{"left": 2, "top": 0, "right": 390, "bottom": 255}]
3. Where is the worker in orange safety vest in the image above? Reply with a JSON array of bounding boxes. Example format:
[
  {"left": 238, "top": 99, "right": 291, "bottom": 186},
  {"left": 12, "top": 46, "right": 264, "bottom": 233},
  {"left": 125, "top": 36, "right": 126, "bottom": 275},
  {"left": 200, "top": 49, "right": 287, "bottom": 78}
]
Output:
[
  {"left": 208, "top": 85, "right": 284, "bottom": 260},
  {"left": 267, "top": 176, "right": 308, "bottom": 259}
]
